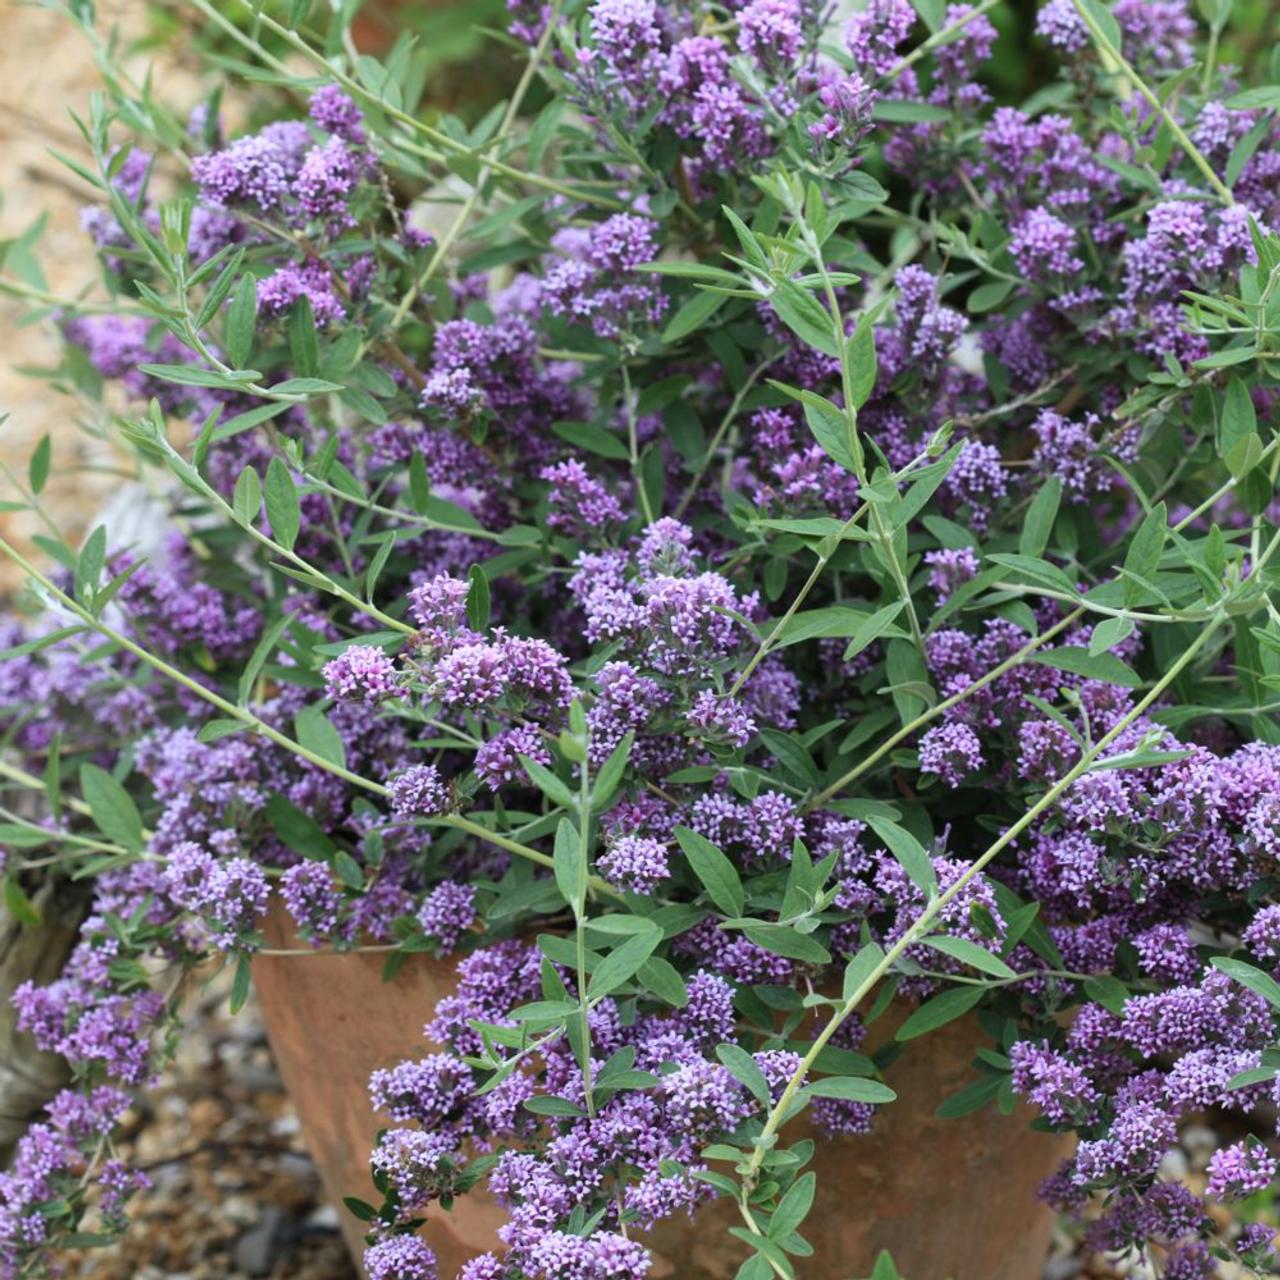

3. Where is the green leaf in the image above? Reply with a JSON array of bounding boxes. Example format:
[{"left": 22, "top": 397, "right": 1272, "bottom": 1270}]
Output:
[
  {"left": 895, "top": 985, "right": 986, "bottom": 1040},
  {"left": 1018, "top": 478, "right": 1062, "bottom": 559},
  {"left": 935, "top": 1073, "right": 1005, "bottom": 1119},
  {"left": 232, "top": 465, "right": 262, "bottom": 528},
  {"left": 1122, "top": 502, "right": 1166, "bottom": 605},
  {"left": 466, "top": 564, "right": 491, "bottom": 631},
  {"left": 1225, "top": 86, "right": 1280, "bottom": 109},
  {"left": 553, "top": 818, "right": 582, "bottom": 911},
  {"left": 28, "top": 434, "right": 51, "bottom": 495},
  {"left": 3, "top": 878, "right": 42, "bottom": 926},
  {"left": 758, "top": 729, "right": 818, "bottom": 787},
  {"left": 74, "top": 524, "right": 107, "bottom": 604},
  {"left": 638, "top": 955, "right": 688, "bottom": 1006},
  {"left": 551, "top": 421, "right": 630, "bottom": 461},
  {"left": 588, "top": 925, "right": 662, "bottom": 1000},
  {"left": 842, "top": 941, "right": 887, "bottom": 1002},
  {"left": 842, "top": 601, "right": 905, "bottom": 662},
  {"left": 986, "top": 553, "right": 1077, "bottom": 596},
  {"left": 237, "top": 613, "right": 292, "bottom": 706},
  {"left": 229, "top": 955, "right": 252, "bottom": 1014},
  {"left": 342, "top": 1197, "right": 378, "bottom": 1223},
  {"left": 866, "top": 816, "right": 936, "bottom": 896},
  {"left": 1211, "top": 956, "right": 1280, "bottom": 1010},
  {"left": 0, "top": 626, "right": 86, "bottom": 661},
  {"left": 523, "top": 1095, "right": 585, "bottom": 1117},
  {"left": 674, "top": 825, "right": 745, "bottom": 916},
  {"left": 716, "top": 1042, "right": 771, "bottom": 1104},
  {"left": 264, "top": 793, "right": 336, "bottom": 858},
  {"left": 408, "top": 451, "right": 432, "bottom": 514},
  {"left": 197, "top": 719, "right": 246, "bottom": 743},
  {"left": 872, "top": 98, "right": 952, "bottom": 123},
  {"left": 847, "top": 310, "right": 877, "bottom": 410},
  {"left": 968, "top": 279, "right": 1016, "bottom": 313},
  {"left": 137, "top": 363, "right": 260, "bottom": 390},
  {"left": 801, "top": 1075, "right": 896, "bottom": 1104},
  {"left": 1221, "top": 376, "right": 1257, "bottom": 456},
  {"left": 287, "top": 294, "right": 319, "bottom": 378},
  {"left": 1083, "top": 974, "right": 1130, "bottom": 1016},
  {"left": 769, "top": 278, "right": 839, "bottom": 357},
  {"left": 920, "top": 935, "right": 1016, "bottom": 980},
  {"left": 1033, "top": 646, "right": 1141, "bottom": 687},
  {"left": 1088, "top": 615, "right": 1135, "bottom": 657},
  {"left": 295, "top": 704, "right": 348, "bottom": 770},
  {"left": 870, "top": 1250, "right": 902, "bottom": 1280},
  {"left": 741, "top": 923, "right": 831, "bottom": 964},
  {"left": 1077, "top": 0, "right": 1124, "bottom": 52},
  {"left": 78, "top": 763, "right": 144, "bottom": 852},
  {"left": 802, "top": 395, "right": 859, "bottom": 473},
  {"left": 593, "top": 731, "right": 633, "bottom": 808},
  {"left": 211, "top": 400, "right": 291, "bottom": 443},
  {"left": 520, "top": 755, "right": 576, "bottom": 810},
  {"left": 768, "top": 1172, "right": 817, "bottom": 1240},
  {"left": 803, "top": 1075, "right": 896, "bottom": 1105},
  {"left": 332, "top": 849, "right": 364, "bottom": 889},
  {"left": 662, "top": 289, "right": 728, "bottom": 344},
  {"left": 226, "top": 272, "right": 257, "bottom": 368},
  {"left": 269, "top": 377, "right": 345, "bottom": 396},
  {"left": 264, "top": 457, "right": 301, "bottom": 551}
]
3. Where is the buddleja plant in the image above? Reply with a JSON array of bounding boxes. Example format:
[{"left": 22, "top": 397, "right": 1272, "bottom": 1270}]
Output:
[{"left": 2, "top": 0, "right": 1280, "bottom": 1276}]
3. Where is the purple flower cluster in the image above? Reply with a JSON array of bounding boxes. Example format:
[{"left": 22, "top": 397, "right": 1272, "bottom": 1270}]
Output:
[{"left": 13, "top": 0, "right": 1280, "bottom": 1272}]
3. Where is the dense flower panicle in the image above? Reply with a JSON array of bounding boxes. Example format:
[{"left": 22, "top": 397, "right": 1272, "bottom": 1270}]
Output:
[
  {"left": 280, "top": 862, "right": 343, "bottom": 937},
  {"left": 417, "top": 881, "right": 477, "bottom": 951},
  {"left": 737, "top": 0, "right": 804, "bottom": 67},
  {"left": 542, "top": 215, "right": 667, "bottom": 339},
  {"left": 191, "top": 134, "right": 292, "bottom": 210},
  {"left": 844, "top": 0, "right": 915, "bottom": 75},
  {"left": 388, "top": 765, "right": 450, "bottom": 818},
  {"left": 597, "top": 834, "right": 669, "bottom": 892},
  {"left": 324, "top": 644, "right": 400, "bottom": 703},
  {"left": 309, "top": 85, "right": 366, "bottom": 143},
  {"left": 363, "top": 1235, "right": 439, "bottom": 1280},
  {"left": 1010, "top": 208, "right": 1084, "bottom": 280},
  {"left": 294, "top": 136, "right": 359, "bottom": 222},
  {"left": 809, "top": 73, "right": 877, "bottom": 153},
  {"left": 918, "top": 722, "right": 984, "bottom": 784},
  {"left": 258, "top": 260, "right": 347, "bottom": 325}
]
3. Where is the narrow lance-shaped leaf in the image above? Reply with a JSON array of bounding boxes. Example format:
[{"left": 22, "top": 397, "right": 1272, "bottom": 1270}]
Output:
[
  {"left": 264, "top": 456, "right": 301, "bottom": 551},
  {"left": 674, "top": 825, "right": 745, "bottom": 917}
]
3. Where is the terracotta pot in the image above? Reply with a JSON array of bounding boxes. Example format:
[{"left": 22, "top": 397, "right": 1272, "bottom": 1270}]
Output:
[{"left": 253, "top": 905, "right": 1066, "bottom": 1279}]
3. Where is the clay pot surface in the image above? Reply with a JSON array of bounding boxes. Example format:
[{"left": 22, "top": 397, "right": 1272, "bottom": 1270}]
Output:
[{"left": 253, "top": 904, "right": 1066, "bottom": 1280}]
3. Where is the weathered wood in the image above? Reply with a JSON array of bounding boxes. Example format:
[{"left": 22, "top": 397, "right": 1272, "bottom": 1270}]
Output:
[{"left": 0, "top": 878, "right": 89, "bottom": 1167}]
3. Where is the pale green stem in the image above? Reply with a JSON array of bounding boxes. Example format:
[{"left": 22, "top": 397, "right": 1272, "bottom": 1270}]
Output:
[
  {"left": 729, "top": 503, "right": 868, "bottom": 698},
  {"left": 674, "top": 356, "right": 774, "bottom": 520},
  {"left": 0, "top": 535, "right": 621, "bottom": 890},
  {"left": 1070, "top": 0, "right": 1234, "bottom": 205},
  {"left": 192, "top": 0, "right": 622, "bottom": 210},
  {"left": 151, "top": 434, "right": 416, "bottom": 636},
  {"left": 884, "top": 0, "right": 1002, "bottom": 82},
  {"left": 810, "top": 607, "right": 1083, "bottom": 806},
  {"left": 387, "top": 3, "right": 559, "bottom": 330},
  {"left": 739, "top": 613, "right": 1223, "bottom": 1223},
  {"left": 575, "top": 752, "right": 597, "bottom": 1116},
  {"left": 990, "top": 583, "right": 1211, "bottom": 624},
  {"left": 621, "top": 364, "right": 656, "bottom": 525},
  {"left": 0, "top": 758, "right": 98, "bottom": 824}
]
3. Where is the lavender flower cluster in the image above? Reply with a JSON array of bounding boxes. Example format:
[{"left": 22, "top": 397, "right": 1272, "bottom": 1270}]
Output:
[{"left": 3, "top": 0, "right": 1280, "bottom": 1277}]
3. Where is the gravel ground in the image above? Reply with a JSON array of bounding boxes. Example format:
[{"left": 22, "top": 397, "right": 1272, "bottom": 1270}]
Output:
[{"left": 60, "top": 983, "right": 357, "bottom": 1280}]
